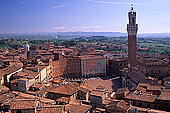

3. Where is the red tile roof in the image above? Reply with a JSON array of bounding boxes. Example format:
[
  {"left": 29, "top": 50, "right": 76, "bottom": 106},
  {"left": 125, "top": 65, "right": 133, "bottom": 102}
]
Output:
[
  {"left": 79, "top": 55, "right": 105, "bottom": 60},
  {"left": 65, "top": 104, "right": 92, "bottom": 113},
  {"left": 48, "top": 82, "right": 79, "bottom": 95},
  {"left": 90, "top": 90, "right": 105, "bottom": 97},
  {"left": 36, "top": 105, "right": 64, "bottom": 113},
  {"left": 0, "top": 62, "right": 23, "bottom": 78},
  {"left": 82, "top": 78, "right": 114, "bottom": 92},
  {"left": 0, "top": 85, "right": 10, "bottom": 94},
  {"left": 56, "top": 97, "right": 70, "bottom": 103},
  {"left": 157, "top": 89, "right": 170, "bottom": 101},
  {"left": 10, "top": 99, "right": 36, "bottom": 110},
  {"left": 125, "top": 91, "right": 157, "bottom": 102},
  {"left": 147, "top": 85, "right": 162, "bottom": 91}
]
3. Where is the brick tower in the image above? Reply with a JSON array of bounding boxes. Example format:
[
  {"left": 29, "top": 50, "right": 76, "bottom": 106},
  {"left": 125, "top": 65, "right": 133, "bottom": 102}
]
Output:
[{"left": 127, "top": 5, "right": 138, "bottom": 68}]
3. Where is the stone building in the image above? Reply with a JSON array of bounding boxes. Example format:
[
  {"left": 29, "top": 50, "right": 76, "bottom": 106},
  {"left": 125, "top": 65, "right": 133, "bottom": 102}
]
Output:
[
  {"left": 138, "top": 57, "right": 170, "bottom": 78},
  {"left": 90, "top": 87, "right": 108, "bottom": 107},
  {"left": 0, "top": 61, "right": 23, "bottom": 86},
  {"left": 125, "top": 90, "right": 159, "bottom": 109},
  {"left": 52, "top": 53, "right": 81, "bottom": 78},
  {"left": 79, "top": 55, "right": 106, "bottom": 78},
  {"left": 157, "top": 89, "right": 170, "bottom": 111},
  {"left": 18, "top": 78, "right": 35, "bottom": 92},
  {"left": 27, "top": 46, "right": 37, "bottom": 59},
  {"left": 108, "top": 57, "right": 128, "bottom": 76}
]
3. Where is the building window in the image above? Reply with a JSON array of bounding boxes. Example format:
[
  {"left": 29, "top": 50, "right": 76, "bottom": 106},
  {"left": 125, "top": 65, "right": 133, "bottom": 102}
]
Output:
[
  {"left": 164, "top": 103, "right": 169, "bottom": 106},
  {"left": 133, "top": 101, "right": 136, "bottom": 106},
  {"left": 139, "top": 102, "right": 142, "bottom": 107},
  {"left": 147, "top": 104, "right": 150, "bottom": 108}
]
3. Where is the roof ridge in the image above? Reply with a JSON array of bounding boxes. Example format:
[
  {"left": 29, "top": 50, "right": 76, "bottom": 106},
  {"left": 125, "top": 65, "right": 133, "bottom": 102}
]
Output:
[{"left": 64, "top": 84, "right": 70, "bottom": 95}]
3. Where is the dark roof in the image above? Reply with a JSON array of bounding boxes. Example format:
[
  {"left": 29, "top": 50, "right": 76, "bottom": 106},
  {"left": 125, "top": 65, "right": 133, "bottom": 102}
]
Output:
[
  {"left": 116, "top": 87, "right": 129, "bottom": 94},
  {"left": 163, "top": 76, "right": 170, "bottom": 82}
]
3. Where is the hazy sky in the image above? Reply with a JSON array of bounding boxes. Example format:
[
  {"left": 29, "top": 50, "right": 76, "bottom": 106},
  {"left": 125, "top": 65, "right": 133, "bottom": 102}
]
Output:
[{"left": 0, "top": 0, "right": 170, "bottom": 33}]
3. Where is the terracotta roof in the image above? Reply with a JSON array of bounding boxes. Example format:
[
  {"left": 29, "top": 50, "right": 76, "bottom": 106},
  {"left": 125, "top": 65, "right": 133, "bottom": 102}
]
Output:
[
  {"left": 36, "top": 85, "right": 51, "bottom": 96},
  {"left": 56, "top": 97, "right": 70, "bottom": 103},
  {"left": 131, "top": 106, "right": 170, "bottom": 113},
  {"left": 139, "top": 83, "right": 150, "bottom": 87},
  {"left": 12, "top": 91, "right": 38, "bottom": 99},
  {"left": 26, "top": 65, "right": 46, "bottom": 72},
  {"left": 48, "top": 82, "right": 79, "bottom": 95},
  {"left": 106, "top": 100, "right": 130, "bottom": 112},
  {"left": 8, "top": 51, "right": 19, "bottom": 56},
  {"left": 10, "top": 79, "right": 19, "bottom": 84},
  {"left": 36, "top": 105, "right": 64, "bottom": 113},
  {"left": 112, "top": 57, "right": 128, "bottom": 62},
  {"left": 90, "top": 90, "right": 105, "bottom": 97},
  {"left": 39, "top": 98, "right": 55, "bottom": 104},
  {"left": 0, "top": 92, "right": 16, "bottom": 104},
  {"left": 79, "top": 87, "right": 89, "bottom": 93},
  {"left": 125, "top": 91, "right": 157, "bottom": 102},
  {"left": 14, "top": 69, "right": 38, "bottom": 78},
  {"left": 2, "top": 59, "right": 17, "bottom": 62},
  {"left": 116, "top": 87, "right": 129, "bottom": 94},
  {"left": 116, "top": 100, "right": 130, "bottom": 111},
  {"left": 157, "top": 89, "right": 170, "bottom": 101},
  {"left": 0, "top": 62, "right": 23, "bottom": 76},
  {"left": 79, "top": 55, "right": 105, "bottom": 60},
  {"left": 2, "top": 98, "right": 13, "bottom": 106},
  {"left": 102, "top": 99, "right": 112, "bottom": 105},
  {"left": 82, "top": 78, "right": 114, "bottom": 92},
  {"left": 135, "top": 86, "right": 146, "bottom": 92},
  {"left": 147, "top": 85, "right": 162, "bottom": 91},
  {"left": 12, "top": 91, "right": 55, "bottom": 104},
  {"left": 0, "top": 85, "right": 10, "bottom": 94},
  {"left": 65, "top": 104, "right": 92, "bottom": 113},
  {"left": 69, "top": 99, "right": 82, "bottom": 104},
  {"left": 27, "top": 84, "right": 51, "bottom": 96},
  {"left": 31, "top": 82, "right": 43, "bottom": 89},
  {"left": 10, "top": 99, "right": 36, "bottom": 110}
]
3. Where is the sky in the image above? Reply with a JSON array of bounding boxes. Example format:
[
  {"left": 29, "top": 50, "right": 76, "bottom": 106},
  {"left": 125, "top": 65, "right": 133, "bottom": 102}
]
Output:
[{"left": 0, "top": 0, "right": 170, "bottom": 34}]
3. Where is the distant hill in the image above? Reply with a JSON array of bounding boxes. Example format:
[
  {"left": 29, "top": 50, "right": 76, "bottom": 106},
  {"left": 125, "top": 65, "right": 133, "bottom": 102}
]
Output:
[
  {"left": 0, "top": 32, "right": 170, "bottom": 40},
  {"left": 138, "top": 33, "right": 170, "bottom": 38}
]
